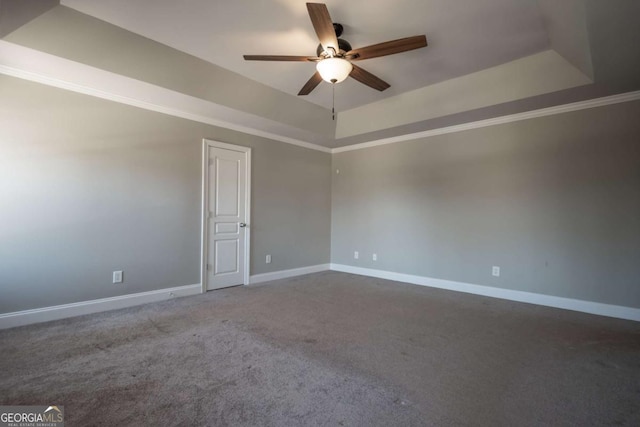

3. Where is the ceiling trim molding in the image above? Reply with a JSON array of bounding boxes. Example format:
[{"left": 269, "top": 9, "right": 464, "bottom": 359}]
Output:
[
  {"left": 332, "top": 90, "right": 640, "bottom": 153},
  {"left": 0, "top": 40, "right": 332, "bottom": 153},
  {"left": 0, "top": 64, "right": 332, "bottom": 154},
  {"left": 336, "top": 50, "right": 593, "bottom": 139},
  {"left": 2, "top": 40, "right": 638, "bottom": 156}
]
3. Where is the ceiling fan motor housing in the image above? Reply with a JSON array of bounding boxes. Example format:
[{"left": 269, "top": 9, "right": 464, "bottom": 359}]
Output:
[
  {"left": 316, "top": 22, "right": 351, "bottom": 57},
  {"left": 317, "top": 38, "right": 352, "bottom": 57}
]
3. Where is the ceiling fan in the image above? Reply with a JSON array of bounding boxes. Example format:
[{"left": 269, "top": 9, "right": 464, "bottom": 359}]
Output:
[{"left": 243, "top": 2, "right": 428, "bottom": 96}]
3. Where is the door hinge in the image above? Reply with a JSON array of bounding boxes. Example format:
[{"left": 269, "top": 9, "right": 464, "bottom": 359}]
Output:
[{"left": 206, "top": 264, "right": 212, "bottom": 271}]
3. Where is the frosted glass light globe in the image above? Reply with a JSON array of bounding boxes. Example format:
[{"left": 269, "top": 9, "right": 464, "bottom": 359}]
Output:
[{"left": 316, "top": 57, "right": 353, "bottom": 83}]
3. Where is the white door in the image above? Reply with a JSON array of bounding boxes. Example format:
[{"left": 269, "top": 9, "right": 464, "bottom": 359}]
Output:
[{"left": 203, "top": 140, "right": 250, "bottom": 290}]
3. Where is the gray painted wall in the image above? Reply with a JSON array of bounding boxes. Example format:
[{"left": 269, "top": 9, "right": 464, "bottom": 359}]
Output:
[
  {"left": 0, "top": 75, "right": 331, "bottom": 314},
  {"left": 332, "top": 101, "right": 640, "bottom": 308},
  {"left": 2, "top": 74, "right": 639, "bottom": 315}
]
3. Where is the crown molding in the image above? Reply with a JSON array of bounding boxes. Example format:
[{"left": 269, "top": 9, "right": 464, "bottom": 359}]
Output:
[
  {"left": 332, "top": 90, "right": 640, "bottom": 153},
  {"left": 0, "top": 41, "right": 332, "bottom": 153},
  {"left": 2, "top": 41, "right": 639, "bottom": 155}
]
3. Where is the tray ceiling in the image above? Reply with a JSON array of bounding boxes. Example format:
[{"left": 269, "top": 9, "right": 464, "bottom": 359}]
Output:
[
  {"left": 61, "top": 0, "right": 550, "bottom": 111},
  {"left": 3, "top": 0, "right": 639, "bottom": 148}
]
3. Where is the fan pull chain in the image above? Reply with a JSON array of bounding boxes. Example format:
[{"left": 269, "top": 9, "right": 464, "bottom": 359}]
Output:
[{"left": 332, "top": 83, "right": 335, "bottom": 121}]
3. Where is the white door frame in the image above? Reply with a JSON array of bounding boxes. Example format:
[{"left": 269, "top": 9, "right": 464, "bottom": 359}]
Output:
[{"left": 201, "top": 139, "right": 251, "bottom": 293}]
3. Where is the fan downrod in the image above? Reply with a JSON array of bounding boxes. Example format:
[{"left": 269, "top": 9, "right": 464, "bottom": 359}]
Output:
[{"left": 333, "top": 23, "right": 344, "bottom": 37}]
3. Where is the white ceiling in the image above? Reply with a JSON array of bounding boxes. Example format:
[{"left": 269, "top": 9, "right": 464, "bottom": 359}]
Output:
[{"left": 60, "top": 0, "right": 550, "bottom": 111}]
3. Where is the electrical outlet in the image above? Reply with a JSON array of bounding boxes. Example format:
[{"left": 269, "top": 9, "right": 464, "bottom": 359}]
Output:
[
  {"left": 113, "top": 270, "right": 123, "bottom": 284},
  {"left": 266, "top": 254, "right": 271, "bottom": 264},
  {"left": 492, "top": 266, "right": 500, "bottom": 277},
  {"left": 372, "top": 253, "right": 377, "bottom": 261},
  {"left": 354, "top": 251, "right": 359, "bottom": 259}
]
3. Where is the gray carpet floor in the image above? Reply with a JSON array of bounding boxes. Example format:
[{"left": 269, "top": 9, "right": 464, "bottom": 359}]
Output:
[{"left": 1, "top": 271, "right": 639, "bottom": 426}]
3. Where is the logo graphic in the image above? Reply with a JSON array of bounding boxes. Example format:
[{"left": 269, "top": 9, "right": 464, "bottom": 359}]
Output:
[{"left": 0, "top": 405, "right": 64, "bottom": 427}]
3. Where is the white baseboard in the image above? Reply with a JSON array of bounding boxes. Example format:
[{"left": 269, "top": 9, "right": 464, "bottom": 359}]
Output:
[
  {"left": 4, "top": 264, "right": 636, "bottom": 329},
  {"left": 250, "top": 264, "right": 330, "bottom": 285},
  {"left": 0, "top": 284, "right": 202, "bottom": 330},
  {"left": 330, "top": 264, "right": 640, "bottom": 322}
]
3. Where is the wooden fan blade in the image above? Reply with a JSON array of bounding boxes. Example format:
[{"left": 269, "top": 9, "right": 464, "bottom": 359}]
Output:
[
  {"left": 307, "top": 3, "right": 339, "bottom": 54},
  {"left": 243, "top": 55, "right": 319, "bottom": 62},
  {"left": 298, "top": 71, "right": 323, "bottom": 95},
  {"left": 347, "top": 35, "right": 427, "bottom": 61},
  {"left": 349, "top": 64, "right": 390, "bottom": 91}
]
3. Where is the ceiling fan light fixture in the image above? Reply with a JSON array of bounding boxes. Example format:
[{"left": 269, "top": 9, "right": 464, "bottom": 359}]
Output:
[
  {"left": 316, "top": 57, "right": 353, "bottom": 84},
  {"left": 243, "top": 3, "right": 427, "bottom": 95}
]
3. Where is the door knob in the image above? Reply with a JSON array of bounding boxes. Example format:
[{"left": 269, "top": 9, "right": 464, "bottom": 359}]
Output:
[{"left": 239, "top": 222, "right": 247, "bottom": 228}]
